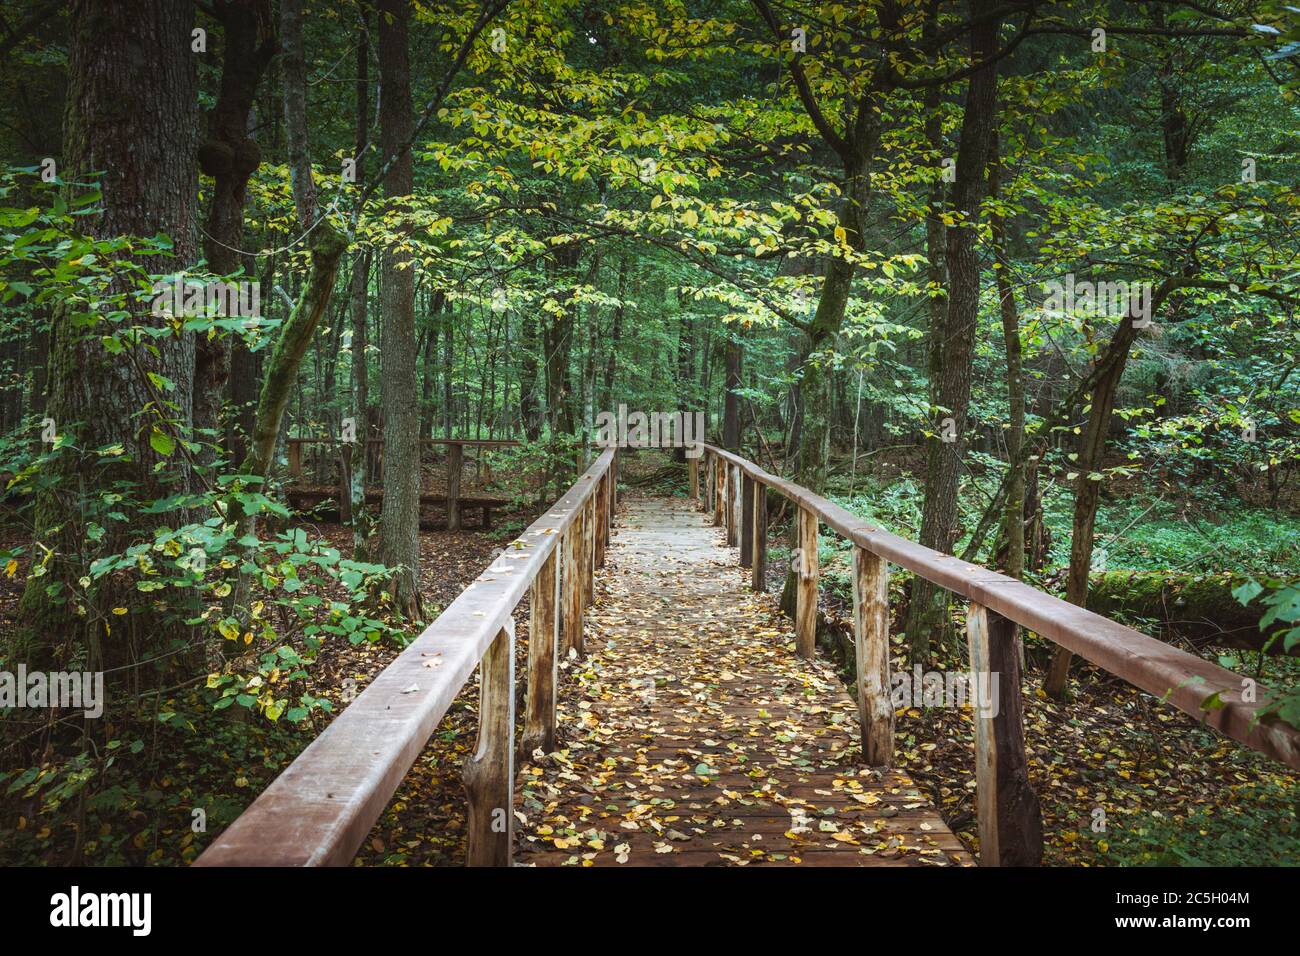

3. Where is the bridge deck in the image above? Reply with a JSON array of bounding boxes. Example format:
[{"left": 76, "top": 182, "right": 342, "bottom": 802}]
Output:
[{"left": 516, "top": 496, "right": 971, "bottom": 867}]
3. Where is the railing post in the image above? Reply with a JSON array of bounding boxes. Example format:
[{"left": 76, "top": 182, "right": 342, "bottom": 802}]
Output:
[
  {"left": 796, "top": 507, "right": 819, "bottom": 659},
  {"left": 705, "top": 453, "right": 715, "bottom": 514},
  {"left": 606, "top": 459, "right": 615, "bottom": 544},
  {"left": 852, "top": 547, "right": 893, "bottom": 766},
  {"left": 688, "top": 455, "right": 699, "bottom": 500},
  {"left": 583, "top": 491, "right": 596, "bottom": 606},
  {"left": 725, "top": 465, "right": 738, "bottom": 547},
  {"left": 751, "top": 482, "right": 767, "bottom": 592},
  {"left": 740, "top": 473, "right": 754, "bottom": 569},
  {"left": 447, "top": 442, "right": 463, "bottom": 532},
  {"left": 610, "top": 452, "right": 618, "bottom": 513},
  {"left": 288, "top": 439, "right": 302, "bottom": 479},
  {"left": 707, "top": 455, "right": 717, "bottom": 515},
  {"left": 966, "top": 602, "right": 1043, "bottom": 866},
  {"left": 562, "top": 508, "right": 585, "bottom": 657},
  {"left": 713, "top": 457, "right": 724, "bottom": 527},
  {"left": 464, "top": 620, "right": 515, "bottom": 867},
  {"left": 732, "top": 466, "right": 742, "bottom": 547},
  {"left": 594, "top": 474, "right": 608, "bottom": 569},
  {"left": 523, "top": 548, "right": 559, "bottom": 755}
]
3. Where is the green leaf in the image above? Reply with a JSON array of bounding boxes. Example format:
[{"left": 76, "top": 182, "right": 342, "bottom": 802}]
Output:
[{"left": 149, "top": 428, "right": 176, "bottom": 457}]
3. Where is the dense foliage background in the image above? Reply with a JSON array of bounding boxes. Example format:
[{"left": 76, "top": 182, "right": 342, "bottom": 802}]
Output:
[{"left": 0, "top": 0, "right": 1297, "bottom": 866}]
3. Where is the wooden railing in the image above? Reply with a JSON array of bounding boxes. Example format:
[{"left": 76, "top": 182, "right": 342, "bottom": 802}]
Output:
[
  {"left": 196, "top": 448, "right": 617, "bottom": 866},
  {"left": 695, "top": 445, "right": 1300, "bottom": 866},
  {"left": 286, "top": 436, "right": 518, "bottom": 529}
]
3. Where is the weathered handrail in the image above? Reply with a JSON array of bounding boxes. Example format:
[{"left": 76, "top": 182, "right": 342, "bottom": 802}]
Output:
[
  {"left": 696, "top": 444, "right": 1300, "bottom": 865},
  {"left": 196, "top": 448, "right": 617, "bottom": 866}
]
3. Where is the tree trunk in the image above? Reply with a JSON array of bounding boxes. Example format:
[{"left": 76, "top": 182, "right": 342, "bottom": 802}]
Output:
[
  {"left": 905, "top": 2, "right": 1002, "bottom": 664},
  {"left": 16, "top": 0, "right": 199, "bottom": 677},
  {"left": 723, "top": 328, "right": 742, "bottom": 451},
  {"left": 1043, "top": 319, "right": 1140, "bottom": 696},
  {"left": 281, "top": 0, "right": 316, "bottom": 232},
  {"left": 989, "top": 128, "right": 1026, "bottom": 580},
  {"left": 350, "top": 8, "right": 371, "bottom": 484},
  {"left": 376, "top": 0, "right": 424, "bottom": 619},
  {"left": 195, "top": 0, "right": 277, "bottom": 465}
]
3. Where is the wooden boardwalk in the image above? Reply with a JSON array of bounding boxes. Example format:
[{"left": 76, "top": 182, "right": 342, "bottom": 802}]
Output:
[{"left": 516, "top": 496, "right": 971, "bottom": 867}]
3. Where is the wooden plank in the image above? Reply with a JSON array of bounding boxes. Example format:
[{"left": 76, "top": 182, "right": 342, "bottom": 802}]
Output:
[
  {"left": 523, "top": 548, "right": 559, "bottom": 755},
  {"left": 796, "top": 506, "right": 818, "bottom": 659},
  {"left": 606, "top": 463, "right": 614, "bottom": 547},
  {"left": 446, "top": 442, "right": 463, "bottom": 532},
  {"left": 725, "top": 464, "right": 738, "bottom": 547},
  {"left": 740, "top": 473, "right": 754, "bottom": 569},
  {"left": 562, "top": 503, "right": 585, "bottom": 658},
  {"left": 583, "top": 491, "right": 596, "bottom": 606},
  {"left": 966, "top": 602, "right": 1042, "bottom": 866},
  {"left": 853, "top": 546, "right": 892, "bottom": 767},
  {"left": 702, "top": 444, "right": 1300, "bottom": 771},
  {"left": 464, "top": 621, "right": 515, "bottom": 866},
  {"left": 517, "top": 497, "right": 970, "bottom": 869},
  {"left": 706, "top": 453, "right": 715, "bottom": 514},
  {"left": 751, "top": 481, "right": 768, "bottom": 592},
  {"left": 195, "top": 449, "right": 613, "bottom": 866},
  {"left": 714, "top": 454, "right": 725, "bottom": 527},
  {"left": 595, "top": 474, "right": 608, "bottom": 568}
]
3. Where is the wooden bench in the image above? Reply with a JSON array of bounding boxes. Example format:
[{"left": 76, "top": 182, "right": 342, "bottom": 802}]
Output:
[{"left": 285, "top": 488, "right": 507, "bottom": 530}]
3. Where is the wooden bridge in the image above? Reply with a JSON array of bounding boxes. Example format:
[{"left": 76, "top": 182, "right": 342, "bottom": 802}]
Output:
[{"left": 197, "top": 446, "right": 1300, "bottom": 867}]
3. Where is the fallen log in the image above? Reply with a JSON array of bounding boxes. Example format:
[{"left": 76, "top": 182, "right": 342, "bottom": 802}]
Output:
[{"left": 1087, "top": 571, "right": 1298, "bottom": 656}]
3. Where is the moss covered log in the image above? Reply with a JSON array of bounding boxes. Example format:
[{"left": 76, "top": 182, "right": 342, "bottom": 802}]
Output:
[{"left": 1087, "top": 571, "right": 1297, "bottom": 656}]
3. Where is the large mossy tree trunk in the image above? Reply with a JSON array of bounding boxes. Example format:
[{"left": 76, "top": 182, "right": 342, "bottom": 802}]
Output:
[
  {"left": 905, "top": 2, "right": 1002, "bottom": 665},
  {"left": 230, "top": 222, "right": 347, "bottom": 631},
  {"left": 376, "top": 0, "right": 424, "bottom": 619},
  {"left": 15, "top": 0, "right": 199, "bottom": 679}
]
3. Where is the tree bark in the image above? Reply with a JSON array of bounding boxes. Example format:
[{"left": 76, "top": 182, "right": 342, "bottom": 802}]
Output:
[
  {"left": 988, "top": 128, "right": 1026, "bottom": 580},
  {"left": 17, "top": 0, "right": 199, "bottom": 676},
  {"left": 376, "top": 0, "right": 423, "bottom": 618},
  {"left": 905, "top": 1, "right": 1002, "bottom": 664},
  {"left": 195, "top": 0, "right": 278, "bottom": 465},
  {"left": 350, "top": 7, "right": 372, "bottom": 484},
  {"left": 723, "top": 328, "right": 742, "bottom": 451},
  {"left": 280, "top": 0, "right": 316, "bottom": 232}
]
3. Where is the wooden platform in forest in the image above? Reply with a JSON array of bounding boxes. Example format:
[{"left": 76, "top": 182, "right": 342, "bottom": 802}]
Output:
[{"left": 514, "top": 497, "right": 971, "bottom": 867}]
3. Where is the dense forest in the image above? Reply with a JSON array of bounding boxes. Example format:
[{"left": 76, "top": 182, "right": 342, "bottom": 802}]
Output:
[{"left": 1, "top": 0, "right": 1298, "bottom": 875}]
